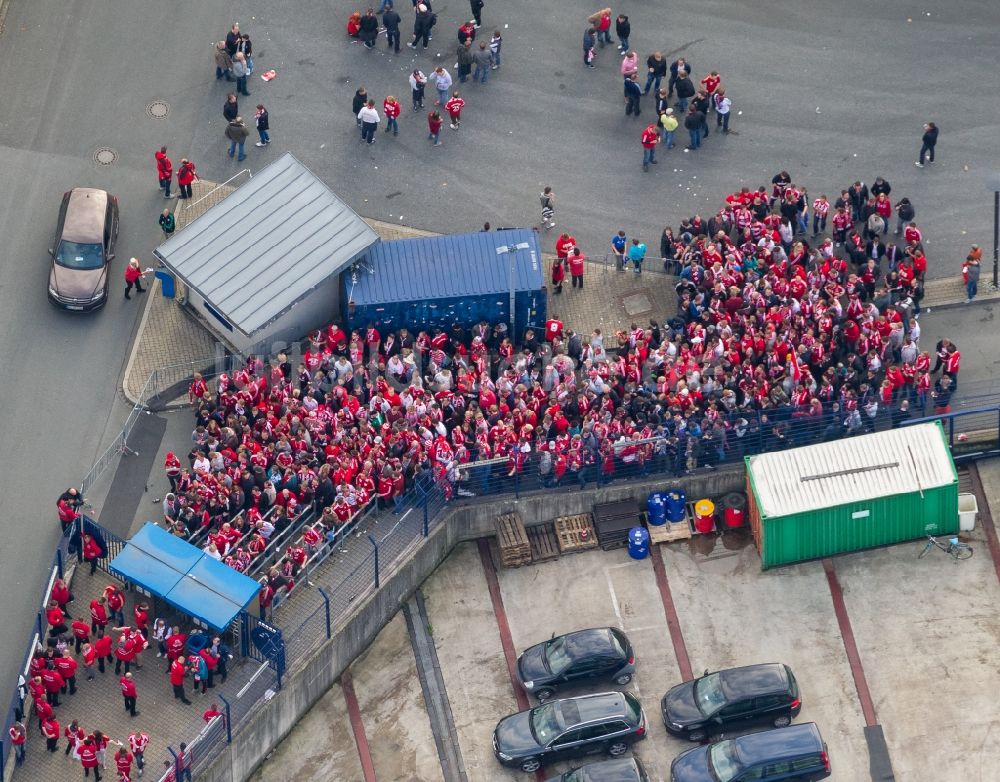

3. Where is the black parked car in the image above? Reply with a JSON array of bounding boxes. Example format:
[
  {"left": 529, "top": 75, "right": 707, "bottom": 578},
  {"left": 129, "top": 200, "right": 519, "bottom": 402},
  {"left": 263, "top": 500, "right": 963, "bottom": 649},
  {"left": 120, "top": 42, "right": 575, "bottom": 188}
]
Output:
[
  {"left": 517, "top": 628, "right": 636, "bottom": 701},
  {"left": 544, "top": 756, "right": 649, "bottom": 782},
  {"left": 493, "top": 691, "right": 647, "bottom": 773},
  {"left": 670, "top": 722, "right": 831, "bottom": 782},
  {"left": 661, "top": 663, "right": 801, "bottom": 741}
]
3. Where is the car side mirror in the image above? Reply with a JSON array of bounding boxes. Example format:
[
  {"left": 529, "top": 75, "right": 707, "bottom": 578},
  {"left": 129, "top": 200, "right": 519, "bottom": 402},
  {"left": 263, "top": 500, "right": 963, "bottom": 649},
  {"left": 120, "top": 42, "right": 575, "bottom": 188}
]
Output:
[
  {"left": 108, "top": 253, "right": 115, "bottom": 262},
  {"left": 48, "top": 248, "right": 55, "bottom": 258},
  {"left": 704, "top": 669, "right": 710, "bottom": 677}
]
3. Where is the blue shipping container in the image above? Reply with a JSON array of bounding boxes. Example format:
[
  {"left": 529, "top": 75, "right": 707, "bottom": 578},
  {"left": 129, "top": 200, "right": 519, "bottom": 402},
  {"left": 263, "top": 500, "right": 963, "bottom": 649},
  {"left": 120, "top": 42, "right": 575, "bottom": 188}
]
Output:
[{"left": 340, "top": 229, "right": 547, "bottom": 338}]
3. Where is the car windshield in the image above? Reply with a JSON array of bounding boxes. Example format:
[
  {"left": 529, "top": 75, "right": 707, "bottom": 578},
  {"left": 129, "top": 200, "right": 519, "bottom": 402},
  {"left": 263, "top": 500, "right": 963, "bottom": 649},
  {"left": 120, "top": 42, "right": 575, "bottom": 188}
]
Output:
[
  {"left": 609, "top": 630, "right": 627, "bottom": 658},
  {"left": 544, "top": 637, "right": 572, "bottom": 675},
  {"left": 529, "top": 703, "right": 563, "bottom": 745},
  {"left": 694, "top": 673, "right": 727, "bottom": 716},
  {"left": 708, "top": 739, "right": 743, "bottom": 782},
  {"left": 56, "top": 240, "right": 104, "bottom": 270}
]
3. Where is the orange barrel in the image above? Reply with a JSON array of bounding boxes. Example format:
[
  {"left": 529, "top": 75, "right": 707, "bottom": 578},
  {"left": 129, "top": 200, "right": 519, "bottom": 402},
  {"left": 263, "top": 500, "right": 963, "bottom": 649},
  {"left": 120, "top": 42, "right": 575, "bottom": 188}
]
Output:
[
  {"left": 722, "top": 493, "right": 746, "bottom": 529},
  {"left": 693, "top": 498, "right": 715, "bottom": 534}
]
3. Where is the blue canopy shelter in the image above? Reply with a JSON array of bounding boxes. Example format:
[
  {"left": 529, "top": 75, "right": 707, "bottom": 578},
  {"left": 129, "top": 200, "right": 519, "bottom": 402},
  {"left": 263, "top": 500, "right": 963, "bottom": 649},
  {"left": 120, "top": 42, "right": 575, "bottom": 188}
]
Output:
[{"left": 109, "top": 523, "right": 261, "bottom": 632}]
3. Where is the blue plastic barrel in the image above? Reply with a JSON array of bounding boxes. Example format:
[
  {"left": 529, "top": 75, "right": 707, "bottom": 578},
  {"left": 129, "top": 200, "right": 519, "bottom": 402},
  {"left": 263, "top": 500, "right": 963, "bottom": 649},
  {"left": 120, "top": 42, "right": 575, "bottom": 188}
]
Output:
[
  {"left": 628, "top": 526, "right": 650, "bottom": 560},
  {"left": 647, "top": 492, "right": 667, "bottom": 526},
  {"left": 665, "top": 489, "right": 687, "bottom": 522}
]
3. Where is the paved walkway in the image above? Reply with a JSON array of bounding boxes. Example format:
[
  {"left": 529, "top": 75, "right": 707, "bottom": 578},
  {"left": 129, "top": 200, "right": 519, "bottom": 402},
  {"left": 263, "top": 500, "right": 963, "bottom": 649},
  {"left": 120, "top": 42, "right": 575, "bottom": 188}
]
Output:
[{"left": 13, "top": 563, "right": 261, "bottom": 782}]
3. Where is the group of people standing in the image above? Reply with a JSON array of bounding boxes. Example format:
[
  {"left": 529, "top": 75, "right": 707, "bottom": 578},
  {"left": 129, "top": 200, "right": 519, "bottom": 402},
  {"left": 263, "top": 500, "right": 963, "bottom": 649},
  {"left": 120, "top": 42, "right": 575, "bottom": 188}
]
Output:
[{"left": 347, "top": 1, "right": 502, "bottom": 146}]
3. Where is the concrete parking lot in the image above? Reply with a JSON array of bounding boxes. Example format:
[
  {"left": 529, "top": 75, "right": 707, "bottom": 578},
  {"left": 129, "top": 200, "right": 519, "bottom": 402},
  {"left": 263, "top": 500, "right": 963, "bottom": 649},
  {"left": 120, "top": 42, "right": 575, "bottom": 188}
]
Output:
[{"left": 258, "top": 463, "right": 1000, "bottom": 782}]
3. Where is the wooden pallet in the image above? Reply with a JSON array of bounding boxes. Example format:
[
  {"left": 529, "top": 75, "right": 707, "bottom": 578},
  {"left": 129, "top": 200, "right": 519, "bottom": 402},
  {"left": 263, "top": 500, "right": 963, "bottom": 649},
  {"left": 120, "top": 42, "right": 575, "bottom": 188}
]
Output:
[
  {"left": 554, "top": 514, "right": 599, "bottom": 554},
  {"left": 495, "top": 511, "right": 531, "bottom": 568},
  {"left": 644, "top": 512, "right": 693, "bottom": 544},
  {"left": 528, "top": 524, "right": 561, "bottom": 563}
]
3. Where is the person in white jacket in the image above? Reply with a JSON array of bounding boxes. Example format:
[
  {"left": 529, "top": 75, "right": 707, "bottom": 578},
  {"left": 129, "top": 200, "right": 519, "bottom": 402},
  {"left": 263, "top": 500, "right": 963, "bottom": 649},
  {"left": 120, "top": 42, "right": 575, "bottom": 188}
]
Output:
[{"left": 357, "top": 100, "right": 380, "bottom": 144}]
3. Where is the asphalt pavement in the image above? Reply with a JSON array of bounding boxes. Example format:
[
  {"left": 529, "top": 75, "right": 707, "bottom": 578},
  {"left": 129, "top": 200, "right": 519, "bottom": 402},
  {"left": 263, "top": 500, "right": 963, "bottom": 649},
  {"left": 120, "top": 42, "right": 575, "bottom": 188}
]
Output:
[
  {"left": 199, "top": 0, "right": 1000, "bottom": 279},
  {"left": 0, "top": 0, "right": 233, "bottom": 696}
]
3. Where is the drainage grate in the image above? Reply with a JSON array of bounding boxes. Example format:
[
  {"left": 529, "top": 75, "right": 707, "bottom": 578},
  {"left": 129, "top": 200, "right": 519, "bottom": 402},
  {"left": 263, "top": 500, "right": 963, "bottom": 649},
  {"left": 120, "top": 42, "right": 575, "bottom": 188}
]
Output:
[
  {"left": 146, "top": 100, "right": 169, "bottom": 119},
  {"left": 94, "top": 147, "right": 117, "bottom": 165}
]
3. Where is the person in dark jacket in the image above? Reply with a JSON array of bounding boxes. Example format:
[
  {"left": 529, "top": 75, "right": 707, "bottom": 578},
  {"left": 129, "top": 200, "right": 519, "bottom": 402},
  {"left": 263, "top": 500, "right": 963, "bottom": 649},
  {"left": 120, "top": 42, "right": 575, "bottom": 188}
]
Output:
[
  {"left": 382, "top": 3, "right": 401, "bottom": 52},
  {"left": 870, "top": 176, "right": 891, "bottom": 198},
  {"left": 916, "top": 122, "right": 938, "bottom": 166},
  {"left": 674, "top": 70, "right": 695, "bottom": 111},
  {"left": 644, "top": 52, "right": 667, "bottom": 95},
  {"left": 667, "top": 57, "right": 690, "bottom": 98},
  {"left": 624, "top": 74, "right": 642, "bottom": 116},
  {"left": 352, "top": 87, "right": 368, "bottom": 126},
  {"left": 893, "top": 197, "right": 915, "bottom": 235},
  {"left": 225, "top": 117, "right": 249, "bottom": 161},
  {"left": 615, "top": 14, "right": 630, "bottom": 53},
  {"left": 254, "top": 104, "right": 270, "bottom": 146},
  {"left": 684, "top": 105, "right": 704, "bottom": 150},
  {"left": 359, "top": 8, "right": 379, "bottom": 48},
  {"left": 847, "top": 181, "right": 869, "bottom": 222},
  {"left": 408, "top": 4, "right": 433, "bottom": 49},
  {"left": 223, "top": 93, "right": 238, "bottom": 122},
  {"left": 469, "top": 0, "right": 483, "bottom": 27},
  {"left": 456, "top": 40, "right": 474, "bottom": 83},
  {"left": 693, "top": 90, "right": 711, "bottom": 136},
  {"left": 582, "top": 27, "right": 596, "bottom": 68}
]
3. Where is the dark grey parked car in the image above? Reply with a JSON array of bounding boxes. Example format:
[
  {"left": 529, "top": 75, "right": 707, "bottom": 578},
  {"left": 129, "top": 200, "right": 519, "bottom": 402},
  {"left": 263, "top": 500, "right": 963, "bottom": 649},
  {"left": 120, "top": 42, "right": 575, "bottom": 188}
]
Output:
[
  {"left": 517, "top": 627, "right": 636, "bottom": 701},
  {"left": 493, "top": 691, "right": 647, "bottom": 773},
  {"left": 544, "top": 756, "right": 649, "bottom": 782}
]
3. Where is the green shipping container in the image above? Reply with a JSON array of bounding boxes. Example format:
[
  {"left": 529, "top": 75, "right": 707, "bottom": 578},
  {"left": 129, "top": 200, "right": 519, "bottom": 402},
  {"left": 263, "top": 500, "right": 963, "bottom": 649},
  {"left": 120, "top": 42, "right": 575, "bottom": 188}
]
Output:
[{"left": 745, "top": 421, "right": 958, "bottom": 570}]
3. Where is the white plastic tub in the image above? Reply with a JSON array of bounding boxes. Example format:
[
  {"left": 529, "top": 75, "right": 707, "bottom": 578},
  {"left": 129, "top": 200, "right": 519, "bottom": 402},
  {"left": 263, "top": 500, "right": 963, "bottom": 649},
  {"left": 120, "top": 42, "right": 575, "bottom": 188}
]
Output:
[{"left": 958, "top": 492, "right": 978, "bottom": 532}]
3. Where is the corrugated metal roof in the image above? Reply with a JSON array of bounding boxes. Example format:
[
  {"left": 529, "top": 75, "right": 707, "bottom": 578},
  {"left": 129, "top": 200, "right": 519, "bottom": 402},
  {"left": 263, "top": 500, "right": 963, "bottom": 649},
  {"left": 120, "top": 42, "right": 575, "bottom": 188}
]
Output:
[
  {"left": 154, "top": 153, "right": 379, "bottom": 335},
  {"left": 346, "top": 229, "right": 543, "bottom": 305},
  {"left": 746, "top": 421, "right": 956, "bottom": 518}
]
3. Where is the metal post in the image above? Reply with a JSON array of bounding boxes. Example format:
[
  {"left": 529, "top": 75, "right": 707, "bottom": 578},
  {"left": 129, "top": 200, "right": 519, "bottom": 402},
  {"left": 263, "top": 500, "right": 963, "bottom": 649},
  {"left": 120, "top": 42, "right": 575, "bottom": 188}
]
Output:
[
  {"left": 368, "top": 534, "right": 379, "bottom": 589},
  {"left": 422, "top": 491, "right": 430, "bottom": 537},
  {"left": 167, "top": 746, "right": 179, "bottom": 780},
  {"left": 948, "top": 414, "right": 955, "bottom": 446},
  {"left": 317, "top": 587, "right": 332, "bottom": 639},
  {"left": 218, "top": 694, "right": 233, "bottom": 743},
  {"left": 239, "top": 613, "right": 250, "bottom": 657},
  {"left": 993, "top": 190, "right": 999, "bottom": 289},
  {"left": 56, "top": 549, "right": 63, "bottom": 579}
]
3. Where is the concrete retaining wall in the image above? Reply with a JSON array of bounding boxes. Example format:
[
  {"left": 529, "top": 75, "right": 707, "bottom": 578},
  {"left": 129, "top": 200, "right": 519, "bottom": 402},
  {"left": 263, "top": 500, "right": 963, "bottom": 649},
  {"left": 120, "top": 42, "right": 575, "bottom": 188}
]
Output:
[{"left": 203, "top": 469, "right": 745, "bottom": 782}]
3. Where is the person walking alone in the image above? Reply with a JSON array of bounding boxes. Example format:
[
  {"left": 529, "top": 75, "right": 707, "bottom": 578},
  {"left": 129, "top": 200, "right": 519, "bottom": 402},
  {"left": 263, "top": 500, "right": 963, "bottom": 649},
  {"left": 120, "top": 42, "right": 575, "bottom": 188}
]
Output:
[
  {"left": 540, "top": 186, "right": 555, "bottom": 230},
  {"left": 176, "top": 158, "right": 197, "bottom": 200},
  {"left": 120, "top": 672, "right": 139, "bottom": 717},
  {"left": 470, "top": 0, "right": 484, "bottom": 28},
  {"left": 254, "top": 104, "right": 270, "bottom": 146},
  {"left": 964, "top": 245, "right": 982, "bottom": 303},
  {"left": 383, "top": 95, "right": 401, "bottom": 135},
  {"left": 641, "top": 121, "right": 659, "bottom": 171},
  {"left": 358, "top": 99, "right": 380, "bottom": 143},
  {"left": 155, "top": 146, "right": 172, "bottom": 198},
  {"left": 915, "top": 122, "right": 938, "bottom": 166},
  {"left": 225, "top": 115, "right": 249, "bottom": 161},
  {"left": 124, "top": 259, "right": 148, "bottom": 299}
]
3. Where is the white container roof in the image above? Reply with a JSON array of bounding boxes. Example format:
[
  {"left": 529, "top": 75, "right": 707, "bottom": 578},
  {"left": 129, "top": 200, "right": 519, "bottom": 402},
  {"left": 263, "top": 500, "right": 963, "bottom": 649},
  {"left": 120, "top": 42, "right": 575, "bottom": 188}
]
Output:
[{"left": 746, "top": 422, "right": 956, "bottom": 518}]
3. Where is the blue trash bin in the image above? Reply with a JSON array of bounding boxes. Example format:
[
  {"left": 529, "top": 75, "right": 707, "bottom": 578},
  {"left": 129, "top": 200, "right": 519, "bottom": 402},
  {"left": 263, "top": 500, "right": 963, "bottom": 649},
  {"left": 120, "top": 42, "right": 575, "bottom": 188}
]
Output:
[
  {"left": 628, "top": 526, "right": 650, "bottom": 560},
  {"left": 647, "top": 492, "right": 667, "bottom": 526},
  {"left": 665, "top": 489, "right": 686, "bottom": 522}
]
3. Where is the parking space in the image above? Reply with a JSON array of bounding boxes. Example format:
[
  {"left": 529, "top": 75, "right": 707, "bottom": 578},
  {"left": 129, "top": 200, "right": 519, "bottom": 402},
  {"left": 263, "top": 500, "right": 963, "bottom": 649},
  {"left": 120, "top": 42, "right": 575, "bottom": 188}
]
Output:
[
  {"left": 662, "top": 532, "right": 872, "bottom": 781},
  {"left": 499, "top": 550, "right": 683, "bottom": 778},
  {"left": 836, "top": 524, "right": 1000, "bottom": 780},
  {"left": 421, "top": 542, "right": 522, "bottom": 782}
]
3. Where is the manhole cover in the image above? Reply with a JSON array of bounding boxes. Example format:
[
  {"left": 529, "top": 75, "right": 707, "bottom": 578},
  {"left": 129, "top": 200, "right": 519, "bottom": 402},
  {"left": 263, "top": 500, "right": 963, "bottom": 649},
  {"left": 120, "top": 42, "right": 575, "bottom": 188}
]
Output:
[
  {"left": 94, "top": 147, "right": 117, "bottom": 165},
  {"left": 147, "top": 100, "right": 169, "bottom": 119},
  {"left": 622, "top": 292, "right": 652, "bottom": 315}
]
